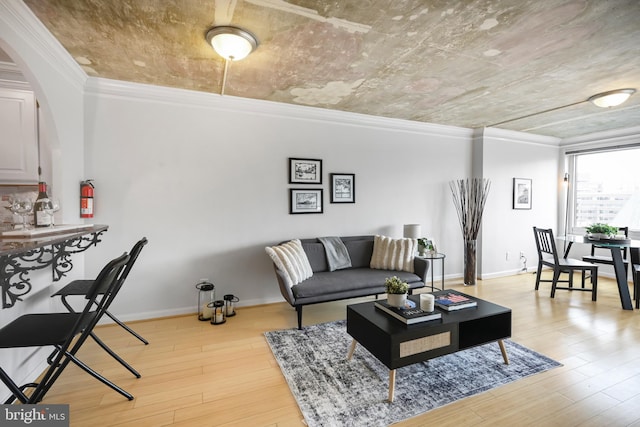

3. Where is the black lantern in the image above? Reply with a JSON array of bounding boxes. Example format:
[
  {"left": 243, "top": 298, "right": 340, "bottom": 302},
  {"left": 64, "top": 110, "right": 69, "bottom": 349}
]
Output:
[
  {"left": 196, "top": 279, "right": 215, "bottom": 321},
  {"left": 223, "top": 294, "right": 239, "bottom": 317},
  {"left": 210, "top": 300, "right": 226, "bottom": 325}
]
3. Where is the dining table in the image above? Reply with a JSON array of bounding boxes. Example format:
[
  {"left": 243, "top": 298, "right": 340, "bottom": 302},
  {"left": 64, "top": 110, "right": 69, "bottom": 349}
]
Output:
[{"left": 558, "top": 234, "right": 636, "bottom": 310}]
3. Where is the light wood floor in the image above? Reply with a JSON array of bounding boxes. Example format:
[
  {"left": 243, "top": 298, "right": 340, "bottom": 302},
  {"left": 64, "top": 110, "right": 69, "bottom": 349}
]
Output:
[{"left": 39, "top": 272, "right": 640, "bottom": 427}]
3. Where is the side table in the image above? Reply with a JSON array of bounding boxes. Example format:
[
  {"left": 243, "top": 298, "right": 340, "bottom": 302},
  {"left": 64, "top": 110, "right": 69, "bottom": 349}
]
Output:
[{"left": 418, "top": 252, "right": 445, "bottom": 291}]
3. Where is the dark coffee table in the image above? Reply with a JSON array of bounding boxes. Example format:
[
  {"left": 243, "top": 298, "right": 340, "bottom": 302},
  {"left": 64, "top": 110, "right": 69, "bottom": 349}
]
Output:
[{"left": 346, "top": 290, "right": 512, "bottom": 402}]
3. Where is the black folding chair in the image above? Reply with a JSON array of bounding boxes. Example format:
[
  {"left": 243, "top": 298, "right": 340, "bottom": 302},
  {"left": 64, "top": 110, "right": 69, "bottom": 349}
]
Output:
[
  {"left": 51, "top": 237, "right": 148, "bottom": 378},
  {"left": 533, "top": 227, "right": 598, "bottom": 300},
  {"left": 0, "top": 253, "right": 132, "bottom": 404}
]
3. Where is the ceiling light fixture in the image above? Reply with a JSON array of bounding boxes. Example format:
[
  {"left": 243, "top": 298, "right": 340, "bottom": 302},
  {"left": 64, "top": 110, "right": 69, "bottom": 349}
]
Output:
[
  {"left": 205, "top": 26, "right": 258, "bottom": 95},
  {"left": 489, "top": 87, "right": 637, "bottom": 127},
  {"left": 588, "top": 88, "right": 636, "bottom": 108}
]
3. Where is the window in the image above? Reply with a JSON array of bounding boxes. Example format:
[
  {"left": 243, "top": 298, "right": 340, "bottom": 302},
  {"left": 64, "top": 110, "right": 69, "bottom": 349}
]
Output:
[{"left": 567, "top": 147, "right": 640, "bottom": 232}]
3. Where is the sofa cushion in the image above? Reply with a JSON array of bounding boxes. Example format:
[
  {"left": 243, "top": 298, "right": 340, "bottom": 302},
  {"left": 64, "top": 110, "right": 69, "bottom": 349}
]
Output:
[
  {"left": 370, "top": 235, "right": 416, "bottom": 273},
  {"left": 343, "top": 239, "right": 374, "bottom": 268},
  {"left": 291, "top": 268, "right": 421, "bottom": 299},
  {"left": 301, "top": 241, "right": 328, "bottom": 272},
  {"left": 265, "top": 239, "right": 313, "bottom": 288}
]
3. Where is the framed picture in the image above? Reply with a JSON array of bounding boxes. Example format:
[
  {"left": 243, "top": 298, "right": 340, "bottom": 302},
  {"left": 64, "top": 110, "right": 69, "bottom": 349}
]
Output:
[
  {"left": 330, "top": 173, "right": 355, "bottom": 203},
  {"left": 289, "top": 158, "right": 322, "bottom": 184},
  {"left": 290, "top": 189, "right": 323, "bottom": 214},
  {"left": 513, "top": 178, "right": 532, "bottom": 210}
]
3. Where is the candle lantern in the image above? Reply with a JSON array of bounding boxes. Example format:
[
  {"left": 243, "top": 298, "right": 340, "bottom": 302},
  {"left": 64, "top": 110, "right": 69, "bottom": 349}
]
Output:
[
  {"left": 196, "top": 279, "right": 215, "bottom": 321},
  {"left": 223, "top": 294, "right": 239, "bottom": 317},
  {"left": 210, "top": 300, "right": 226, "bottom": 325}
]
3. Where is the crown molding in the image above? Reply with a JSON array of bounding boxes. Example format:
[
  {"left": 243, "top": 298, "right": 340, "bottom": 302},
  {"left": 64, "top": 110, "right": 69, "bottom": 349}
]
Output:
[
  {"left": 560, "top": 125, "right": 640, "bottom": 147},
  {"left": 0, "top": 1, "right": 86, "bottom": 92},
  {"left": 84, "top": 76, "right": 475, "bottom": 140},
  {"left": 0, "top": 60, "right": 26, "bottom": 83},
  {"left": 0, "top": 78, "right": 31, "bottom": 91},
  {"left": 483, "top": 126, "right": 562, "bottom": 146}
]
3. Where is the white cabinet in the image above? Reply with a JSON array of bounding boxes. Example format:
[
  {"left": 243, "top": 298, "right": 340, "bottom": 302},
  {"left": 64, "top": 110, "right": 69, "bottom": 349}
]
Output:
[{"left": 0, "top": 86, "right": 37, "bottom": 183}]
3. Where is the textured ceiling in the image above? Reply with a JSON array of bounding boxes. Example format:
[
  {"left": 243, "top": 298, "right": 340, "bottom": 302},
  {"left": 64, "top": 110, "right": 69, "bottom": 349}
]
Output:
[{"left": 16, "top": 0, "right": 640, "bottom": 138}]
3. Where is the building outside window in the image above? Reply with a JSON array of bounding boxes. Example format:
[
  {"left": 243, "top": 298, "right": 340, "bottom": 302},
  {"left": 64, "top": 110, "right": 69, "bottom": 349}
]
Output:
[{"left": 567, "top": 147, "right": 640, "bottom": 233}]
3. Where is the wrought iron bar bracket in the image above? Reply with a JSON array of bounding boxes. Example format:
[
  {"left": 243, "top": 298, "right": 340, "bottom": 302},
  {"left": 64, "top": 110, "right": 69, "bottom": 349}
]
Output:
[{"left": 1, "top": 227, "right": 107, "bottom": 308}]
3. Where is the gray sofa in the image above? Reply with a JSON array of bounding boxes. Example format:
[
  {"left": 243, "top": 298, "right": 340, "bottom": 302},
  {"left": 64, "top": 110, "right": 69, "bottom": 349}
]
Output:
[{"left": 270, "top": 235, "right": 429, "bottom": 329}]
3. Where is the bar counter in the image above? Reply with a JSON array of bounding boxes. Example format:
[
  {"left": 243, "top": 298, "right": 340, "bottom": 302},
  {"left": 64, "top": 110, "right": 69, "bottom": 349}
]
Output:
[{"left": 0, "top": 224, "right": 108, "bottom": 308}]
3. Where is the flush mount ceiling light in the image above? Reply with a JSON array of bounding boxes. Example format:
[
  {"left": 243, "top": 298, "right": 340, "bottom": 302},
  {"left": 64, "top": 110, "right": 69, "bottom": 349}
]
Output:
[
  {"left": 588, "top": 88, "right": 636, "bottom": 108},
  {"left": 205, "top": 26, "right": 258, "bottom": 96},
  {"left": 206, "top": 26, "right": 258, "bottom": 61},
  {"left": 489, "top": 87, "right": 637, "bottom": 127}
]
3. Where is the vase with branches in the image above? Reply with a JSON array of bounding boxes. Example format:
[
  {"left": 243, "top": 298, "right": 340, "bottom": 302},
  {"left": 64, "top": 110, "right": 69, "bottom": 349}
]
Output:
[{"left": 449, "top": 178, "right": 491, "bottom": 286}]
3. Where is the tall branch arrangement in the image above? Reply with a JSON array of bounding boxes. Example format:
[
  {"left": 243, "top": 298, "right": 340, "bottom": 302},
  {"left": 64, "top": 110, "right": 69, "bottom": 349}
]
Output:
[{"left": 449, "top": 178, "right": 491, "bottom": 240}]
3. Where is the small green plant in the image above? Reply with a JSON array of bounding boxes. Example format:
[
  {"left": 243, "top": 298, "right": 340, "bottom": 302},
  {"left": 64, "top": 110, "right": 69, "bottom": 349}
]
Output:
[
  {"left": 586, "top": 223, "right": 618, "bottom": 236},
  {"left": 417, "top": 238, "right": 434, "bottom": 251},
  {"left": 384, "top": 276, "right": 409, "bottom": 294}
]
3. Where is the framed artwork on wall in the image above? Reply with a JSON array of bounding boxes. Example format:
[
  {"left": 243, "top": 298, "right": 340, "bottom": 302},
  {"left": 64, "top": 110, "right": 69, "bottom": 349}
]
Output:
[
  {"left": 330, "top": 173, "right": 355, "bottom": 203},
  {"left": 289, "top": 158, "right": 322, "bottom": 184},
  {"left": 513, "top": 178, "right": 532, "bottom": 210},
  {"left": 290, "top": 189, "right": 323, "bottom": 214}
]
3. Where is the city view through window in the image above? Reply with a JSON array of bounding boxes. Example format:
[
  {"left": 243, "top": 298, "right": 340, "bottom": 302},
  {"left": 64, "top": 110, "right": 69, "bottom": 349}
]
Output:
[{"left": 573, "top": 148, "right": 640, "bottom": 231}]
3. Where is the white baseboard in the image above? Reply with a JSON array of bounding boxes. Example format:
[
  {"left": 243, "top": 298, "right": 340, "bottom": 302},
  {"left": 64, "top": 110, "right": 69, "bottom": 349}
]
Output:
[{"left": 103, "top": 296, "right": 286, "bottom": 324}]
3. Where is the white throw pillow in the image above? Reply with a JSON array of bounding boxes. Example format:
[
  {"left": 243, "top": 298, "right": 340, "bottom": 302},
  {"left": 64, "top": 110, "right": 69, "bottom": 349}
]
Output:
[
  {"left": 265, "top": 239, "right": 313, "bottom": 288},
  {"left": 370, "top": 235, "right": 416, "bottom": 273}
]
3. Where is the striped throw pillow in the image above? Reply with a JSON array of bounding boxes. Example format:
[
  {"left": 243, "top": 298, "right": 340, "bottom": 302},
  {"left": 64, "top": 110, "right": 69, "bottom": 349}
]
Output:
[
  {"left": 369, "top": 235, "right": 416, "bottom": 273},
  {"left": 265, "top": 239, "right": 313, "bottom": 288}
]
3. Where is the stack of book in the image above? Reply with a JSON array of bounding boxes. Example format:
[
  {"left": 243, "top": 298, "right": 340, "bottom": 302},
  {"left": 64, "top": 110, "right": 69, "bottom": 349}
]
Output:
[
  {"left": 434, "top": 291, "right": 477, "bottom": 311},
  {"left": 374, "top": 298, "right": 442, "bottom": 324}
]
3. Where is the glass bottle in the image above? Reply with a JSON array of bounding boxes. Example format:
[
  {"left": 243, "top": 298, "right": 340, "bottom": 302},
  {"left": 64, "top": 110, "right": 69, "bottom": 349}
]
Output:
[{"left": 33, "top": 181, "right": 53, "bottom": 228}]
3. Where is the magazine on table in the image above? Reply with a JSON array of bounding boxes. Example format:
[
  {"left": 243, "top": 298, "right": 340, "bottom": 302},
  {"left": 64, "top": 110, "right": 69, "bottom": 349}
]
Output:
[
  {"left": 434, "top": 291, "right": 477, "bottom": 311},
  {"left": 374, "top": 298, "right": 442, "bottom": 324}
]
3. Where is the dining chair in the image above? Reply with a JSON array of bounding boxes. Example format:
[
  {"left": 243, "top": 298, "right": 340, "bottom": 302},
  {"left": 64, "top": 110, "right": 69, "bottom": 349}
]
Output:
[
  {"left": 582, "top": 226, "right": 629, "bottom": 278},
  {"left": 0, "top": 253, "right": 132, "bottom": 404},
  {"left": 630, "top": 247, "right": 640, "bottom": 309},
  {"left": 51, "top": 237, "right": 148, "bottom": 378},
  {"left": 533, "top": 227, "right": 598, "bottom": 300}
]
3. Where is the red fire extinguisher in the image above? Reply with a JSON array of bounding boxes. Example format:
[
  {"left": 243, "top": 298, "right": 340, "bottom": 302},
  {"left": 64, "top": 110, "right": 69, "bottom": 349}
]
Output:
[{"left": 80, "top": 180, "right": 94, "bottom": 218}]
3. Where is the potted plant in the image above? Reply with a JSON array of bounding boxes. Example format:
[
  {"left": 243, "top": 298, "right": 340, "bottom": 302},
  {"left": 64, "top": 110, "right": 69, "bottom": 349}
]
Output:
[
  {"left": 585, "top": 223, "right": 618, "bottom": 239},
  {"left": 417, "top": 238, "right": 433, "bottom": 256},
  {"left": 385, "top": 276, "right": 409, "bottom": 307}
]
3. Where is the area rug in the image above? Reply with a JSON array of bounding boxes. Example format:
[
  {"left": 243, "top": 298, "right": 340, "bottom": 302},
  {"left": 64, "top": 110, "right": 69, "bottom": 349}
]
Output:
[{"left": 265, "top": 320, "right": 561, "bottom": 427}]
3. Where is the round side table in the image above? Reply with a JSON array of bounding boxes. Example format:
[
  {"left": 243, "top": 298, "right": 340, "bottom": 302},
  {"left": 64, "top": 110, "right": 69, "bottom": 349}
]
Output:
[{"left": 418, "top": 252, "right": 445, "bottom": 291}]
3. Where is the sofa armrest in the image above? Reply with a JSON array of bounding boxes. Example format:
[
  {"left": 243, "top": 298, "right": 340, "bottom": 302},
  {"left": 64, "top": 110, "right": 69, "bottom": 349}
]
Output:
[
  {"left": 413, "top": 257, "right": 430, "bottom": 283},
  {"left": 273, "top": 265, "right": 295, "bottom": 306}
]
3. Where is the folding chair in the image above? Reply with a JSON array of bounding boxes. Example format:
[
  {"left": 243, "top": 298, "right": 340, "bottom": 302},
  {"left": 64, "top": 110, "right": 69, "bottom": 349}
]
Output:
[
  {"left": 51, "top": 237, "right": 148, "bottom": 378},
  {"left": 0, "top": 253, "right": 132, "bottom": 404}
]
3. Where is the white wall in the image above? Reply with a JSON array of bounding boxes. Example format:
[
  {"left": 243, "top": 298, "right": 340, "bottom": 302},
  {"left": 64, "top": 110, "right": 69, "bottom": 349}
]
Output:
[
  {"left": 480, "top": 128, "right": 561, "bottom": 278},
  {"left": 82, "top": 81, "right": 474, "bottom": 320}
]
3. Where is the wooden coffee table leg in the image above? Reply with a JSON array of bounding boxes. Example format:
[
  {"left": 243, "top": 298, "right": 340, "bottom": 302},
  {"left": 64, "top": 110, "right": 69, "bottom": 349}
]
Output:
[
  {"left": 347, "top": 339, "right": 357, "bottom": 360},
  {"left": 388, "top": 369, "right": 396, "bottom": 403},
  {"left": 498, "top": 339, "right": 509, "bottom": 364}
]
